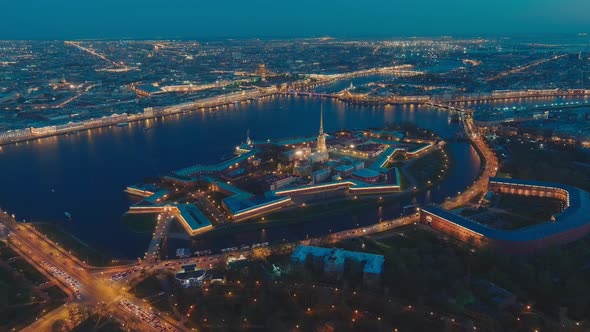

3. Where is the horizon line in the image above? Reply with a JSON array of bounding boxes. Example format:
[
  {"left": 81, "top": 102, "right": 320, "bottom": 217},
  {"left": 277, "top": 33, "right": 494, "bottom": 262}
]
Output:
[{"left": 0, "top": 32, "right": 588, "bottom": 42}]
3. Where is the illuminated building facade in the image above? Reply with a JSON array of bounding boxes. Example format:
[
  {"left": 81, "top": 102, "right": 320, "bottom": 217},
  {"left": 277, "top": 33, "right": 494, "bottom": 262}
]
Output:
[
  {"left": 310, "top": 107, "right": 329, "bottom": 163},
  {"left": 420, "top": 177, "right": 590, "bottom": 254}
]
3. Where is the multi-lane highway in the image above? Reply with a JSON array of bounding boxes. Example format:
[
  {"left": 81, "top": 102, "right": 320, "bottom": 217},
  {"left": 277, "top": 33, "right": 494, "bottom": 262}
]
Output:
[
  {"left": 2, "top": 96, "right": 500, "bottom": 331},
  {"left": 442, "top": 111, "right": 499, "bottom": 209},
  {"left": 1, "top": 213, "right": 183, "bottom": 332}
]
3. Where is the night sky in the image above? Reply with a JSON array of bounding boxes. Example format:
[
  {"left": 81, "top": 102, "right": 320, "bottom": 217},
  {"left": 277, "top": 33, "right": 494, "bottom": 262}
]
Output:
[{"left": 2, "top": 0, "right": 590, "bottom": 39}]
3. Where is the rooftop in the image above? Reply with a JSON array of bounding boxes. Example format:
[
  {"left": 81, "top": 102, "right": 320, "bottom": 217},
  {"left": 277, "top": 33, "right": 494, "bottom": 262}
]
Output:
[
  {"left": 352, "top": 168, "right": 380, "bottom": 179},
  {"left": 423, "top": 177, "right": 590, "bottom": 242},
  {"left": 291, "top": 245, "right": 384, "bottom": 275},
  {"left": 176, "top": 203, "right": 213, "bottom": 232}
]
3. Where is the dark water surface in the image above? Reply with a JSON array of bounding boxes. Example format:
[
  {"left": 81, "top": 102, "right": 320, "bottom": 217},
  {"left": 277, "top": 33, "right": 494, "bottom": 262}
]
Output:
[{"left": 0, "top": 95, "right": 481, "bottom": 258}]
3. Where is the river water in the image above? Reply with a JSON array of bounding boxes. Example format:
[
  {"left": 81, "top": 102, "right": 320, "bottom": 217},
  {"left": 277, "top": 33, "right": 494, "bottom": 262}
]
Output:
[{"left": 0, "top": 95, "right": 482, "bottom": 258}]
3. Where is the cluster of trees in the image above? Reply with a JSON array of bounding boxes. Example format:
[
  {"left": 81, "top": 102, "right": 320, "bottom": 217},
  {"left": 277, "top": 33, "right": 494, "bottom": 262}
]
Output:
[
  {"left": 383, "top": 121, "right": 438, "bottom": 139},
  {"left": 406, "top": 149, "right": 446, "bottom": 187},
  {"left": 0, "top": 243, "right": 68, "bottom": 331},
  {"left": 500, "top": 139, "right": 590, "bottom": 191},
  {"left": 133, "top": 258, "right": 443, "bottom": 331},
  {"left": 338, "top": 226, "right": 590, "bottom": 328}
]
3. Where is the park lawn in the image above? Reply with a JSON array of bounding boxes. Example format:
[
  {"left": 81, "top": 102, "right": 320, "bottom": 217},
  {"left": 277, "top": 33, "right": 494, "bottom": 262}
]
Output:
[
  {"left": 71, "top": 315, "right": 125, "bottom": 332},
  {"left": 501, "top": 140, "right": 590, "bottom": 192},
  {"left": 194, "top": 197, "right": 383, "bottom": 239},
  {"left": 9, "top": 258, "right": 48, "bottom": 285},
  {"left": 406, "top": 148, "right": 447, "bottom": 188},
  {"left": 0, "top": 244, "right": 67, "bottom": 331},
  {"left": 496, "top": 194, "right": 562, "bottom": 221},
  {"left": 121, "top": 212, "right": 158, "bottom": 234}
]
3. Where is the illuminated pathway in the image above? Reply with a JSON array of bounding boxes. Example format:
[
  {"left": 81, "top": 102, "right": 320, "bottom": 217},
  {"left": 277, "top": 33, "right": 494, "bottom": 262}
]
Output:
[
  {"left": 52, "top": 83, "right": 98, "bottom": 109},
  {"left": 144, "top": 211, "right": 175, "bottom": 262},
  {"left": 486, "top": 54, "right": 569, "bottom": 81},
  {"left": 442, "top": 108, "right": 498, "bottom": 209},
  {"left": 64, "top": 41, "right": 134, "bottom": 71}
]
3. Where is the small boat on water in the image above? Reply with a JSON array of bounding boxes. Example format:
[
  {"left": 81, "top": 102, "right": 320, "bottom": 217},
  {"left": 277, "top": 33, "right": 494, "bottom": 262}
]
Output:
[
  {"left": 64, "top": 212, "right": 72, "bottom": 219},
  {"left": 116, "top": 122, "right": 129, "bottom": 127}
]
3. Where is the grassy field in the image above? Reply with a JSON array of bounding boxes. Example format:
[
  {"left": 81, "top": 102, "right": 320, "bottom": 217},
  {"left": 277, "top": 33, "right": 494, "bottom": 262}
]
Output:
[
  {"left": 132, "top": 274, "right": 165, "bottom": 299},
  {"left": 405, "top": 148, "right": 447, "bottom": 188},
  {"left": 121, "top": 212, "right": 158, "bottom": 234},
  {"left": 194, "top": 197, "right": 386, "bottom": 239},
  {"left": 501, "top": 140, "right": 590, "bottom": 192},
  {"left": 132, "top": 264, "right": 445, "bottom": 332},
  {"left": 71, "top": 315, "right": 124, "bottom": 332},
  {"left": 478, "top": 194, "right": 565, "bottom": 229},
  {"left": 0, "top": 242, "right": 67, "bottom": 331},
  {"left": 496, "top": 194, "right": 562, "bottom": 221},
  {"left": 9, "top": 258, "right": 48, "bottom": 285},
  {"left": 44, "top": 285, "right": 69, "bottom": 302}
]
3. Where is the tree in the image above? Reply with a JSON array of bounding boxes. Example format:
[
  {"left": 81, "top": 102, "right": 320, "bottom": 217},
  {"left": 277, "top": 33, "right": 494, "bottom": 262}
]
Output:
[
  {"left": 50, "top": 319, "right": 68, "bottom": 332},
  {"left": 251, "top": 247, "right": 271, "bottom": 259}
]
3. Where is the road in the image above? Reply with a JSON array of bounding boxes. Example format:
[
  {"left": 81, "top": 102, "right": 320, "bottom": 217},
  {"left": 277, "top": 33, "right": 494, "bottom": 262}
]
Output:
[
  {"left": 486, "top": 54, "right": 569, "bottom": 81},
  {"left": 22, "top": 305, "right": 71, "bottom": 332},
  {"left": 5, "top": 94, "right": 500, "bottom": 332},
  {"left": 144, "top": 211, "right": 175, "bottom": 262},
  {"left": 441, "top": 112, "right": 498, "bottom": 209},
  {"left": 195, "top": 192, "right": 228, "bottom": 224},
  {"left": 1, "top": 212, "right": 184, "bottom": 332}
]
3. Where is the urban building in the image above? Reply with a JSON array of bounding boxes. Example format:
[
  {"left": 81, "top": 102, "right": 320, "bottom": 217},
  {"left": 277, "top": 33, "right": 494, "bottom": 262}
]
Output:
[
  {"left": 290, "top": 245, "right": 384, "bottom": 284},
  {"left": 175, "top": 264, "right": 206, "bottom": 288},
  {"left": 420, "top": 177, "right": 590, "bottom": 254}
]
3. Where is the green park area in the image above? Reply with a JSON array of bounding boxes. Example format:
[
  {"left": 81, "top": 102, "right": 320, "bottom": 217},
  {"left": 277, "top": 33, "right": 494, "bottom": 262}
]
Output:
[
  {"left": 121, "top": 213, "right": 158, "bottom": 234},
  {"left": 495, "top": 194, "right": 562, "bottom": 226},
  {"left": 193, "top": 195, "right": 396, "bottom": 239},
  {"left": 499, "top": 139, "right": 590, "bottom": 192},
  {"left": 405, "top": 147, "right": 449, "bottom": 188},
  {"left": 131, "top": 261, "right": 444, "bottom": 331},
  {"left": 71, "top": 315, "right": 125, "bottom": 332},
  {"left": 0, "top": 242, "right": 68, "bottom": 331},
  {"left": 459, "top": 194, "right": 563, "bottom": 230},
  {"left": 337, "top": 225, "right": 590, "bottom": 330}
]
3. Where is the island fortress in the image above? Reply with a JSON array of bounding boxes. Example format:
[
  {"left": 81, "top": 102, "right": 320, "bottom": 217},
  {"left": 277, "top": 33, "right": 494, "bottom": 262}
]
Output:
[{"left": 125, "top": 111, "right": 438, "bottom": 236}]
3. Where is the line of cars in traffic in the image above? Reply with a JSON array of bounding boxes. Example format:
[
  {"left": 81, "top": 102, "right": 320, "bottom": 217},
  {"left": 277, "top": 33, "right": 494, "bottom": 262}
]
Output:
[
  {"left": 43, "top": 261, "right": 82, "bottom": 300},
  {"left": 110, "top": 266, "right": 142, "bottom": 282},
  {"left": 219, "top": 242, "right": 268, "bottom": 253},
  {"left": 119, "top": 299, "right": 180, "bottom": 332}
]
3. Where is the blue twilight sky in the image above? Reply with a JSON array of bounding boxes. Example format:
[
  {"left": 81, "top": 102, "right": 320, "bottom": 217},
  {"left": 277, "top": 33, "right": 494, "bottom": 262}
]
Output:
[{"left": 1, "top": 0, "right": 589, "bottom": 39}]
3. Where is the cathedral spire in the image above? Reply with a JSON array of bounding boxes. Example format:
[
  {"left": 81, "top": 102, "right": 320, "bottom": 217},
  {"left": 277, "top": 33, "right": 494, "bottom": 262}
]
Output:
[
  {"left": 317, "top": 104, "right": 327, "bottom": 154},
  {"left": 319, "top": 104, "right": 324, "bottom": 136}
]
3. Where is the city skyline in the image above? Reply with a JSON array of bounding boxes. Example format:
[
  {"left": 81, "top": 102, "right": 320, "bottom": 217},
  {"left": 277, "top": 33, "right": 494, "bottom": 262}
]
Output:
[
  {"left": 1, "top": 0, "right": 590, "bottom": 39},
  {"left": 1, "top": 3, "right": 590, "bottom": 328}
]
